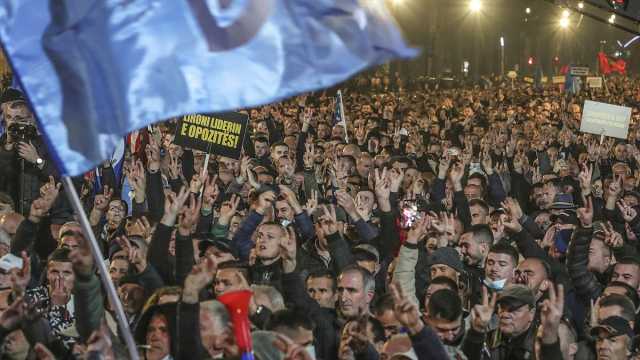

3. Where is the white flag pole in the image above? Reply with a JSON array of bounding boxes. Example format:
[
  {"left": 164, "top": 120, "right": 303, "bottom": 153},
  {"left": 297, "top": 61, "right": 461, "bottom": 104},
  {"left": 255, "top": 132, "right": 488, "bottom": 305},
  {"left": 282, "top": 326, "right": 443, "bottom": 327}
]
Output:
[
  {"left": 338, "top": 90, "right": 349, "bottom": 143},
  {"left": 61, "top": 177, "right": 140, "bottom": 360}
]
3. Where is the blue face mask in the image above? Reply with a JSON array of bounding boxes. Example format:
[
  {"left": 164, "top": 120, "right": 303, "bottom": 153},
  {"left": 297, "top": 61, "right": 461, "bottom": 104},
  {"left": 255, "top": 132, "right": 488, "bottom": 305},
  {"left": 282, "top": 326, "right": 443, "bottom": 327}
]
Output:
[{"left": 484, "top": 278, "right": 507, "bottom": 291}]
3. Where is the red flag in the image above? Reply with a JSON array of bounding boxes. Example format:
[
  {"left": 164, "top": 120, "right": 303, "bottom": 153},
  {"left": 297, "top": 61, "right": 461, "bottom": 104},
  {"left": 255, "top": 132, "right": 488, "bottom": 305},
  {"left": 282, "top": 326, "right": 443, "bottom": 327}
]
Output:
[
  {"left": 598, "top": 51, "right": 626, "bottom": 75},
  {"left": 598, "top": 52, "right": 611, "bottom": 74}
]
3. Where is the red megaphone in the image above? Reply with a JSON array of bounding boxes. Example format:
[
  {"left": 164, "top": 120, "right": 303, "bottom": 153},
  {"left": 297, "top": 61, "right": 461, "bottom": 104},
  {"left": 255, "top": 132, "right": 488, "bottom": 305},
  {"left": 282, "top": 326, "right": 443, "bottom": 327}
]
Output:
[{"left": 217, "top": 290, "right": 254, "bottom": 360}]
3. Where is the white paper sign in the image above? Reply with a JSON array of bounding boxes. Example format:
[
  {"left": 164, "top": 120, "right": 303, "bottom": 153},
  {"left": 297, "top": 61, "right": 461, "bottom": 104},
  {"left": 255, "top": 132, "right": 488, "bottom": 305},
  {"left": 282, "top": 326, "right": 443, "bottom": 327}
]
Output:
[
  {"left": 586, "top": 77, "right": 603, "bottom": 88},
  {"left": 580, "top": 100, "right": 631, "bottom": 139}
]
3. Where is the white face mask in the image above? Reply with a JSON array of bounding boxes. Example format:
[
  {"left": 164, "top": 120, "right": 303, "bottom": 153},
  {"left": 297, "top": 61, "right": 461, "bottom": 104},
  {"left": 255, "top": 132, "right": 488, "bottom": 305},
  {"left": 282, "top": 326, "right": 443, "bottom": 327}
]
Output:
[
  {"left": 484, "top": 278, "right": 507, "bottom": 291},
  {"left": 305, "top": 345, "right": 316, "bottom": 360}
]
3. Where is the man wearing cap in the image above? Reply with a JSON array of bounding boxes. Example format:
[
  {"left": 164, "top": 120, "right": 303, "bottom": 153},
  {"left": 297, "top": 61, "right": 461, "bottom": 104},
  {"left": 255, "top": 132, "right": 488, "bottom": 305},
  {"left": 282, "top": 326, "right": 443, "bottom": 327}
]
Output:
[
  {"left": 464, "top": 284, "right": 564, "bottom": 360},
  {"left": 592, "top": 316, "right": 634, "bottom": 360},
  {"left": 427, "top": 247, "right": 464, "bottom": 285},
  {"left": 199, "top": 236, "right": 238, "bottom": 263}
]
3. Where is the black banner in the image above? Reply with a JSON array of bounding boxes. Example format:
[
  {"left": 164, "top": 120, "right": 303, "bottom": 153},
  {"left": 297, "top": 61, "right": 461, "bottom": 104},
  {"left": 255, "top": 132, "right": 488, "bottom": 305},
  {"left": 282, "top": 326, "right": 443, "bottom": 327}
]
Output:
[{"left": 173, "top": 112, "right": 248, "bottom": 159}]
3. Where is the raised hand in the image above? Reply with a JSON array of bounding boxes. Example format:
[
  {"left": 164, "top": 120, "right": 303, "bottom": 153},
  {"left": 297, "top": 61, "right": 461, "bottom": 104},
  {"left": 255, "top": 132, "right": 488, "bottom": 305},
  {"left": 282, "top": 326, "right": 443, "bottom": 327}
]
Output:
[
  {"left": 470, "top": 286, "right": 497, "bottom": 333},
  {"left": 481, "top": 151, "right": 494, "bottom": 175},
  {"left": 183, "top": 254, "right": 217, "bottom": 304},
  {"left": 304, "top": 190, "right": 318, "bottom": 216},
  {"left": 578, "top": 164, "right": 593, "bottom": 196},
  {"left": 17, "top": 141, "right": 40, "bottom": 165},
  {"left": 374, "top": 168, "right": 391, "bottom": 212},
  {"left": 69, "top": 232, "right": 94, "bottom": 277},
  {"left": 437, "top": 155, "right": 451, "bottom": 180},
  {"left": 502, "top": 197, "right": 524, "bottom": 221},
  {"left": 273, "top": 333, "right": 314, "bottom": 360},
  {"left": 86, "top": 325, "right": 114, "bottom": 355},
  {"left": 161, "top": 187, "right": 190, "bottom": 227},
  {"left": 280, "top": 227, "right": 297, "bottom": 273},
  {"left": 29, "top": 177, "right": 61, "bottom": 222},
  {"left": 607, "top": 175, "right": 623, "bottom": 199},
  {"left": 178, "top": 194, "right": 202, "bottom": 236},
  {"left": 117, "top": 235, "right": 148, "bottom": 274},
  {"left": 136, "top": 216, "right": 153, "bottom": 243},
  {"left": 602, "top": 221, "right": 624, "bottom": 248},
  {"left": 336, "top": 190, "right": 359, "bottom": 220},
  {"left": 126, "top": 159, "right": 147, "bottom": 203},
  {"left": 0, "top": 296, "right": 26, "bottom": 332},
  {"left": 406, "top": 216, "right": 429, "bottom": 244},
  {"left": 279, "top": 185, "right": 303, "bottom": 214},
  {"left": 539, "top": 284, "right": 565, "bottom": 344},
  {"left": 318, "top": 205, "right": 339, "bottom": 237},
  {"left": 617, "top": 200, "right": 637, "bottom": 223},
  {"left": 167, "top": 153, "right": 180, "bottom": 180},
  {"left": 577, "top": 196, "right": 594, "bottom": 228},
  {"left": 93, "top": 185, "right": 113, "bottom": 213},
  {"left": 389, "top": 283, "right": 423, "bottom": 335},
  {"left": 145, "top": 135, "right": 161, "bottom": 172},
  {"left": 303, "top": 143, "right": 316, "bottom": 169},
  {"left": 218, "top": 194, "right": 241, "bottom": 226},
  {"left": 50, "top": 276, "right": 70, "bottom": 306},
  {"left": 202, "top": 175, "right": 220, "bottom": 211},
  {"left": 189, "top": 173, "right": 207, "bottom": 195},
  {"left": 388, "top": 167, "right": 404, "bottom": 193},
  {"left": 255, "top": 190, "right": 276, "bottom": 215}
]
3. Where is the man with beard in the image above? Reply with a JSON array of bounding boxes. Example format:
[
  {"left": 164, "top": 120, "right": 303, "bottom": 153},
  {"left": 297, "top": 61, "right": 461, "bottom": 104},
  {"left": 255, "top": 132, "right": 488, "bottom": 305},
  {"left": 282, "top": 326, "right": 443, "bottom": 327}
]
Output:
[
  {"left": 484, "top": 243, "right": 518, "bottom": 293},
  {"left": 459, "top": 224, "right": 493, "bottom": 305}
]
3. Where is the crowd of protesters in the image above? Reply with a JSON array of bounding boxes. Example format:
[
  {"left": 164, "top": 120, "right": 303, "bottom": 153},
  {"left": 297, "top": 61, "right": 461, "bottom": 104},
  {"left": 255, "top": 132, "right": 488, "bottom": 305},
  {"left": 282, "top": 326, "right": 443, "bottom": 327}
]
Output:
[{"left": 0, "top": 70, "right": 639, "bottom": 360}]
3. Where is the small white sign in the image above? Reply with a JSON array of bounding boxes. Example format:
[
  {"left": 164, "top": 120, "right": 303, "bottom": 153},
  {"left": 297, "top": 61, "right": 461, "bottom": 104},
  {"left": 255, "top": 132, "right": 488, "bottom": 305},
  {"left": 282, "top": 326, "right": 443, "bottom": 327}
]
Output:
[
  {"left": 580, "top": 100, "right": 631, "bottom": 139},
  {"left": 570, "top": 66, "right": 589, "bottom": 76},
  {"left": 586, "top": 77, "right": 603, "bottom": 88}
]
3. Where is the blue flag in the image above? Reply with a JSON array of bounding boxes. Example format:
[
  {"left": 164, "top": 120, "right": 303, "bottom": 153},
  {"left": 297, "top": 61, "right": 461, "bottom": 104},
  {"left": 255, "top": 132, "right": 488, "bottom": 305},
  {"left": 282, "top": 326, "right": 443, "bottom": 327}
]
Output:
[{"left": 0, "top": 0, "right": 417, "bottom": 176}]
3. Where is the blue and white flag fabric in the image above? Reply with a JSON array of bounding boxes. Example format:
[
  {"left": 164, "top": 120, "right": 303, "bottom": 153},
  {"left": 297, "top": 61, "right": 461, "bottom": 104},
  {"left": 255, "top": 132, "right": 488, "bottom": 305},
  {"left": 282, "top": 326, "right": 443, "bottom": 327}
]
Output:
[
  {"left": 333, "top": 90, "right": 349, "bottom": 142},
  {"left": 0, "top": 0, "right": 417, "bottom": 176}
]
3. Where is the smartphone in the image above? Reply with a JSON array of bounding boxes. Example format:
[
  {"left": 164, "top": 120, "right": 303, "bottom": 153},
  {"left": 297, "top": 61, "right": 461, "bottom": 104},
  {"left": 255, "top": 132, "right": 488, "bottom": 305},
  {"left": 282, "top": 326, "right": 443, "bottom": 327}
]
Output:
[{"left": 401, "top": 202, "right": 420, "bottom": 228}]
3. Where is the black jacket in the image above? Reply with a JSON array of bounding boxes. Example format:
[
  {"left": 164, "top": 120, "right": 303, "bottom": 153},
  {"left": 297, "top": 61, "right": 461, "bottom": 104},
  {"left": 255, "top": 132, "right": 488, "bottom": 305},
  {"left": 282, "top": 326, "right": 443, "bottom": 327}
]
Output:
[{"left": 567, "top": 226, "right": 603, "bottom": 301}]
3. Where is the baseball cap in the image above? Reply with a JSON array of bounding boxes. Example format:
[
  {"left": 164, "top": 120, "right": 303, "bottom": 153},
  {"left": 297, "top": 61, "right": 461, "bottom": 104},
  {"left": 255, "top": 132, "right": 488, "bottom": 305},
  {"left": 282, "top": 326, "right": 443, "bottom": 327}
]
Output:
[
  {"left": 496, "top": 284, "right": 535, "bottom": 309},
  {"left": 426, "top": 247, "right": 464, "bottom": 274},
  {"left": 353, "top": 244, "right": 380, "bottom": 264},
  {"left": 198, "top": 237, "right": 238, "bottom": 258},
  {"left": 591, "top": 316, "right": 634, "bottom": 339}
]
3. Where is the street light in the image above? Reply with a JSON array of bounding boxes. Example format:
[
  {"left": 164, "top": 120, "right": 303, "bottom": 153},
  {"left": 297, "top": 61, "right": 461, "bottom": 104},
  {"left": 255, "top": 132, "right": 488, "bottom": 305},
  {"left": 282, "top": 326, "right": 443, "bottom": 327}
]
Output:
[
  {"left": 559, "top": 17, "right": 570, "bottom": 28},
  {"left": 578, "top": 2, "right": 584, "bottom": 9},
  {"left": 500, "top": 37, "right": 505, "bottom": 76},
  {"left": 469, "top": 0, "right": 481, "bottom": 12},
  {"left": 525, "top": 7, "right": 531, "bottom": 14},
  {"left": 562, "top": 9, "right": 570, "bottom": 18}
]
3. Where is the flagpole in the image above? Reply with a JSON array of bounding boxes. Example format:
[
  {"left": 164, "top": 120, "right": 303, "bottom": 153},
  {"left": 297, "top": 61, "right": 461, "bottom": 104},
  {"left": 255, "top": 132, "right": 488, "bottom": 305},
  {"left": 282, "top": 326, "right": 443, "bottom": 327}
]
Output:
[
  {"left": 61, "top": 177, "right": 140, "bottom": 360},
  {"left": 337, "top": 90, "right": 349, "bottom": 143}
]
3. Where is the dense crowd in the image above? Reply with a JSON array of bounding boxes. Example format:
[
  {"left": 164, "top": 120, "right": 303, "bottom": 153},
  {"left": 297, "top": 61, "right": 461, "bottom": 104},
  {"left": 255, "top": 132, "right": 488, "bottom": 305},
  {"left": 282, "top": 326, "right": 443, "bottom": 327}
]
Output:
[{"left": 0, "top": 71, "right": 639, "bottom": 360}]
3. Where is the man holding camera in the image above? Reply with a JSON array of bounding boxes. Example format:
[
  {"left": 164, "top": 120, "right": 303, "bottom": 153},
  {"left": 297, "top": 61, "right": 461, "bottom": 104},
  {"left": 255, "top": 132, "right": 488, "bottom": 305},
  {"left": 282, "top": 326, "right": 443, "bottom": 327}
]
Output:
[{"left": 0, "top": 88, "right": 56, "bottom": 215}]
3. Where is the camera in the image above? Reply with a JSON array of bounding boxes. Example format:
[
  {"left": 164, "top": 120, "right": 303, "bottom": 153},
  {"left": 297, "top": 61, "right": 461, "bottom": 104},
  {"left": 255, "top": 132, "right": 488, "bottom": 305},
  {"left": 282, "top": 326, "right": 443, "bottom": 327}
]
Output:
[{"left": 7, "top": 122, "right": 37, "bottom": 141}]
